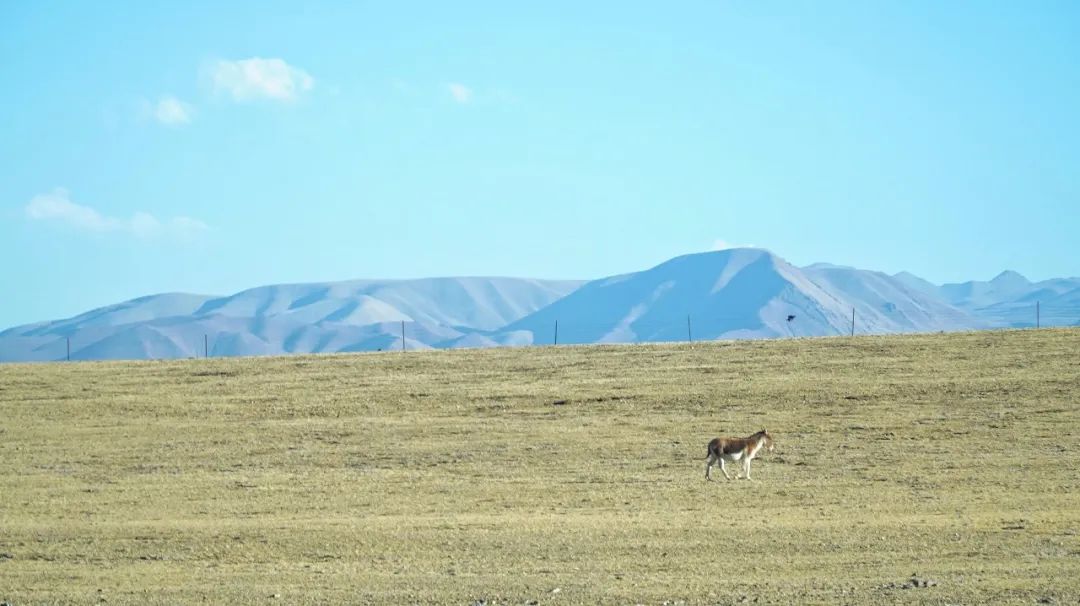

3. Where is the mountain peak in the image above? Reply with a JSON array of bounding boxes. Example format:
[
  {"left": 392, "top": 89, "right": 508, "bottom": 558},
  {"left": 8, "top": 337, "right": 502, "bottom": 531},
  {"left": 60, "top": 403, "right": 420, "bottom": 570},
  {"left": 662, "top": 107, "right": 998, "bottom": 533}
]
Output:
[
  {"left": 991, "top": 270, "right": 1030, "bottom": 285},
  {"left": 805, "top": 262, "right": 856, "bottom": 271},
  {"left": 2, "top": 250, "right": 1074, "bottom": 362},
  {"left": 651, "top": 248, "right": 786, "bottom": 281},
  {"left": 893, "top": 271, "right": 922, "bottom": 280}
]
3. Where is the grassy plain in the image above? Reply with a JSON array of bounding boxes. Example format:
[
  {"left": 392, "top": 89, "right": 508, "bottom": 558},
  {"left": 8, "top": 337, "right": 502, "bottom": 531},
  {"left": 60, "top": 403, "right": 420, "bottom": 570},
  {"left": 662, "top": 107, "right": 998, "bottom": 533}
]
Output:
[{"left": 1, "top": 329, "right": 1078, "bottom": 605}]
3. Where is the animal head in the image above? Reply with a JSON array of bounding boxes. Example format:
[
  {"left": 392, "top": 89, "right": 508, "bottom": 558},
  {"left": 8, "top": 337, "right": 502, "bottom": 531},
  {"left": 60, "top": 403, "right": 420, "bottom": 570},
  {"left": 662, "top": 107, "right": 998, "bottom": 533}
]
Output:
[{"left": 760, "top": 428, "right": 775, "bottom": 452}]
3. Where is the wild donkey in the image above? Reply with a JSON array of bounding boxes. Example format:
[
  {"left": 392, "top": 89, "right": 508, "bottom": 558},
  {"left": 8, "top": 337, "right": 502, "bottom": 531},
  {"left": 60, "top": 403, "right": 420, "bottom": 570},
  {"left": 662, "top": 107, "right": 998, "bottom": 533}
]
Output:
[{"left": 705, "top": 429, "right": 774, "bottom": 481}]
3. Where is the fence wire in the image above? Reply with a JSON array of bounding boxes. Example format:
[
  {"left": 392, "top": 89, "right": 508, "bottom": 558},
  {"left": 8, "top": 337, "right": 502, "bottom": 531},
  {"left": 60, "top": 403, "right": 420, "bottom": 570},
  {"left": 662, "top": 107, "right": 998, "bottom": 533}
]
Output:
[{"left": 16, "top": 303, "right": 1077, "bottom": 362}]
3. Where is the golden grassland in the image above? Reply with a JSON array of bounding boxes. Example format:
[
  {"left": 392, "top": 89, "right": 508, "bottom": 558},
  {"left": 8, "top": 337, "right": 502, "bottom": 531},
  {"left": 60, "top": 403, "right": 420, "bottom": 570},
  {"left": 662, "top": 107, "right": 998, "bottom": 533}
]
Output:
[{"left": 1, "top": 329, "right": 1078, "bottom": 605}]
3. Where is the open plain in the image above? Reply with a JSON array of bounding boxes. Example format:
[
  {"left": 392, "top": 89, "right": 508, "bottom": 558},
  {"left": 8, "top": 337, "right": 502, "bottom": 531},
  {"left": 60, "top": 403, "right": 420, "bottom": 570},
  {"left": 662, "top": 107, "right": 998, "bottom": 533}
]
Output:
[{"left": 2, "top": 329, "right": 1078, "bottom": 605}]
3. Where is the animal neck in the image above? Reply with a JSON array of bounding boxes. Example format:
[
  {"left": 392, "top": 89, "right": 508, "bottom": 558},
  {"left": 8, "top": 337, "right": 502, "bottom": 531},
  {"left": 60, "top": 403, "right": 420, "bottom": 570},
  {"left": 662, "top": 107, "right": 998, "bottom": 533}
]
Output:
[{"left": 747, "top": 433, "right": 768, "bottom": 454}]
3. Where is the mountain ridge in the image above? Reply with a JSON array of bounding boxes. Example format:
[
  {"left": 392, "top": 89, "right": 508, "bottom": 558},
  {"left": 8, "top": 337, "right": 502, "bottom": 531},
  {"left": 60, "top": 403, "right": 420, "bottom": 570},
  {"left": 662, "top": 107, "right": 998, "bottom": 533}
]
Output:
[{"left": 2, "top": 249, "right": 1076, "bottom": 361}]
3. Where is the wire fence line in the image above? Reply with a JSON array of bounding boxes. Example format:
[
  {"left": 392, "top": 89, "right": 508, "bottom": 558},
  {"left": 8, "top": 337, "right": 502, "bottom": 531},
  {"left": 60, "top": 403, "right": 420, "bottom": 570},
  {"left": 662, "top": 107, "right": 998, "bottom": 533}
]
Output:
[
  {"left": 34, "top": 302, "right": 1079, "bottom": 362},
  {"left": 505, "top": 304, "right": 1077, "bottom": 346}
]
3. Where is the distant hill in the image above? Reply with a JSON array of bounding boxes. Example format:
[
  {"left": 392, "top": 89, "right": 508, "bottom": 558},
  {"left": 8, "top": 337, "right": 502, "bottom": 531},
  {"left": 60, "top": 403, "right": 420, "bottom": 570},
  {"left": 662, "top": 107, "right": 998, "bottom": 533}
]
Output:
[
  {"left": 1, "top": 250, "right": 1076, "bottom": 361},
  {"left": 501, "top": 249, "right": 982, "bottom": 345},
  {"left": 0, "top": 278, "right": 583, "bottom": 361},
  {"left": 929, "top": 271, "right": 1080, "bottom": 327}
]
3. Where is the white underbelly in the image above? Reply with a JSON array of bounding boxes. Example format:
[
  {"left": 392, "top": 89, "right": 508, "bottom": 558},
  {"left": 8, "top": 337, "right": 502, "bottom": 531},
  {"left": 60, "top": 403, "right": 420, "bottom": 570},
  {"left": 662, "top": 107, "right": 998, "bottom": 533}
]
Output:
[{"left": 722, "top": 451, "right": 744, "bottom": 461}]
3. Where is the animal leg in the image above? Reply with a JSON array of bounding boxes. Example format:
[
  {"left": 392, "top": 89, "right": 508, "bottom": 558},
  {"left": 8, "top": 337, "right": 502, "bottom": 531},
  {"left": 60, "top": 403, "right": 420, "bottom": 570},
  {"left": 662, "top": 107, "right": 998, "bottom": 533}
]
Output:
[
  {"left": 719, "top": 458, "right": 733, "bottom": 480},
  {"left": 743, "top": 458, "right": 752, "bottom": 480},
  {"left": 705, "top": 455, "right": 714, "bottom": 481}
]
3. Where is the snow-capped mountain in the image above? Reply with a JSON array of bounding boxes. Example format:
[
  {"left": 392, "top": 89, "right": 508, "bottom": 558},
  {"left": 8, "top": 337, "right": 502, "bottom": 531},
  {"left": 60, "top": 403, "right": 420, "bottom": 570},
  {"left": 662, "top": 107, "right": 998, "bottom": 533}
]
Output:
[
  {"left": 1, "top": 249, "right": 1075, "bottom": 362},
  {"left": 498, "top": 249, "right": 982, "bottom": 345},
  {"left": 801, "top": 263, "right": 986, "bottom": 334},
  {"left": 0, "top": 277, "right": 583, "bottom": 361},
  {"left": 905, "top": 270, "right": 1080, "bottom": 327}
]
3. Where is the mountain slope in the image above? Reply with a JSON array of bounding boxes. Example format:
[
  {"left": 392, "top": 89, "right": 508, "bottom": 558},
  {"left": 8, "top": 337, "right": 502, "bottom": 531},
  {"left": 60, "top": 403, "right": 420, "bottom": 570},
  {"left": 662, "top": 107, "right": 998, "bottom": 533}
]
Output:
[
  {"left": 1, "top": 251, "right": 1075, "bottom": 362},
  {"left": 802, "top": 265, "right": 984, "bottom": 333},
  {"left": 932, "top": 271, "right": 1080, "bottom": 327},
  {"left": 891, "top": 271, "right": 942, "bottom": 298},
  {"left": 193, "top": 277, "right": 582, "bottom": 330},
  {"left": 500, "top": 249, "right": 959, "bottom": 345},
  {"left": 940, "top": 270, "right": 1034, "bottom": 308},
  {"left": 0, "top": 277, "right": 582, "bottom": 361},
  {"left": 0, "top": 293, "right": 216, "bottom": 339}
]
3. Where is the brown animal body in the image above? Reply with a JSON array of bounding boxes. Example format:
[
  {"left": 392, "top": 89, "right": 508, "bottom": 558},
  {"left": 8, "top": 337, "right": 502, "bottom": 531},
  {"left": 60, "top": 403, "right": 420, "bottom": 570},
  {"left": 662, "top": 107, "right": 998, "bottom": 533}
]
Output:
[{"left": 705, "top": 429, "right": 774, "bottom": 481}]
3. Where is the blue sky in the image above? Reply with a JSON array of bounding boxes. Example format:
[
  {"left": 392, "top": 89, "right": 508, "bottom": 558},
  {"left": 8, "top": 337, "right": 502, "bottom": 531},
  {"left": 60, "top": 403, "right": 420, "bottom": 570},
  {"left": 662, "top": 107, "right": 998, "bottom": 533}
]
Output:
[{"left": 2, "top": 1, "right": 1078, "bottom": 329}]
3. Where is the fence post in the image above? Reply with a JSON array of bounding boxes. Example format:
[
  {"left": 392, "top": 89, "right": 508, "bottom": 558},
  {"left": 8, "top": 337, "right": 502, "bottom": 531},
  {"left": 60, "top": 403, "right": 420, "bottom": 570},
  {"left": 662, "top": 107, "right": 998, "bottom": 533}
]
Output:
[
  {"left": 1037, "top": 301, "right": 1040, "bottom": 329},
  {"left": 687, "top": 315, "right": 692, "bottom": 343},
  {"left": 67, "top": 337, "right": 70, "bottom": 362},
  {"left": 401, "top": 321, "right": 406, "bottom": 352},
  {"left": 851, "top": 307, "right": 856, "bottom": 337},
  {"left": 554, "top": 320, "right": 558, "bottom": 346},
  {"left": 204, "top": 334, "right": 208, "bottom": 358}
]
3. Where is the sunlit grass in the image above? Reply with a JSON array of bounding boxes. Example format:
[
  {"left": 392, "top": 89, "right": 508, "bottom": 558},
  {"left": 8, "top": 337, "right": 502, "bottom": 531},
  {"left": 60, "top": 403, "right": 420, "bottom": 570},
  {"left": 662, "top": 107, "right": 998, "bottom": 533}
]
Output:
[{"left": 2, "top": 329, "right": 1078, "bottom": 604}]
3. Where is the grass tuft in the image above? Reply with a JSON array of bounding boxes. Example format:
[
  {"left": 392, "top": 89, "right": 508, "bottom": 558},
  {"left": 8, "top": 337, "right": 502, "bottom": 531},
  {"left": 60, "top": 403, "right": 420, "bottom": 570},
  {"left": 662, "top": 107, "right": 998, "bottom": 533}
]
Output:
[{"left": 2, "top": 329, "right": 1078, "bottom": 604}]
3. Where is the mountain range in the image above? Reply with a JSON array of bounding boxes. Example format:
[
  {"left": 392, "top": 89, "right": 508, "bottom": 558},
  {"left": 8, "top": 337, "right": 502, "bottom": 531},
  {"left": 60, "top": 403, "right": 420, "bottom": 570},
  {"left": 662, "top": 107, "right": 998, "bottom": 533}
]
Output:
[{"left": 3, "top": 249, "right": 1076, "bottom": 362}]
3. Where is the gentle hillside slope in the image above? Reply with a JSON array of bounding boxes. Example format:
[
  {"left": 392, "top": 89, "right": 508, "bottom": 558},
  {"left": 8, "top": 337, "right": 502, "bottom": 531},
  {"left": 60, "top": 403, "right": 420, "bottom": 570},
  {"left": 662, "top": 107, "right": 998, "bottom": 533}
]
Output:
[
  {"left": 0, "top": 277, "right": 583, "bottom": 361},
  {"left": 2, "top": 249, "right": 1076, "bottom": 361},
  {"left": 940, "top": 270, "right": 1035, "bottom": 308},
  {"left": 503, "top": 249, "right": 978, "bottom": 344},
  {"left": 0, "top": 293, "right": 216, "bottom": 339},
  {"left": 1, "top": 328, "right": 1077, "bottom": 604},
  {"left": 801, "top": 263, "right": 984, "bottom": 333},
  {"left": 194, "top": 277, "right": 582, "bottom": 331},
  {"left": 936, "top": 271, "right": 1080, "bottom": 327}
]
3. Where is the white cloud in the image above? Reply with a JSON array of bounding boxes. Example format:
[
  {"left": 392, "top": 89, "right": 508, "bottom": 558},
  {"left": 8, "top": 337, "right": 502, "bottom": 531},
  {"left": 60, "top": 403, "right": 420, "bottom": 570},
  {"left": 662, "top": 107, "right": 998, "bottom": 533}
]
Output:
[
  {"left": 448, "top": 82, "right": 473, "bottom": 104},
  {"left": 25, "top": 189, "right": 118, "bottom": 231},
  {"left": 130, "top": 211, "right": 163, "bottom": 238},
  {"left": 24, "top": 189, "right": 208, "bottom": 240},
  {"left": 169, "top": 216, "right": 209, "bottom": 236},
  {"left": 208, "top": 57, "right": 314, "bottom": 102},
  {"left": 711, "top": 239, "right": 756, "bottom": 251},
  {"left": 154, "top": 95, "right": 193, "bottom": 125}
]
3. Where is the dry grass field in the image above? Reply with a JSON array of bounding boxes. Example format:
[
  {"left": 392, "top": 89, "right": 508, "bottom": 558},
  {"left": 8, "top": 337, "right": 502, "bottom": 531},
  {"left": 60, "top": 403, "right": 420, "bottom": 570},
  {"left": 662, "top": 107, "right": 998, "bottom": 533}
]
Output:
[{"left": 2, "top": 329, "right": 1079, "bottom": 605}]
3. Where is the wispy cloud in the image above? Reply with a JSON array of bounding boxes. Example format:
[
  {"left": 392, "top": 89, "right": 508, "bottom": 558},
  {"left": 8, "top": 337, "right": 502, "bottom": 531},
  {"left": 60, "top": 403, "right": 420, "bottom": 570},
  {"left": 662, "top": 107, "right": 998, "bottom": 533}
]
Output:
[
  {"left": 711, "top": 239, "right": 756, "bottom": 251},
  {"left": 128, "top": 212, "right": 209, "bottom": 240},
  {"left": 25, "top": 189, "right": 117, "bottom": 231},
  {"left": 25, "top": 189, "right": 208, "bottom": 240},
  {"left": 153, "top": 95, "right": 193, "bottom": 125},
  {"left": 447, "top": 82, "right": 473, "bottom": 104},
  {"left": 207, "top": 57, "right": 314, "bottom": 102}
]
